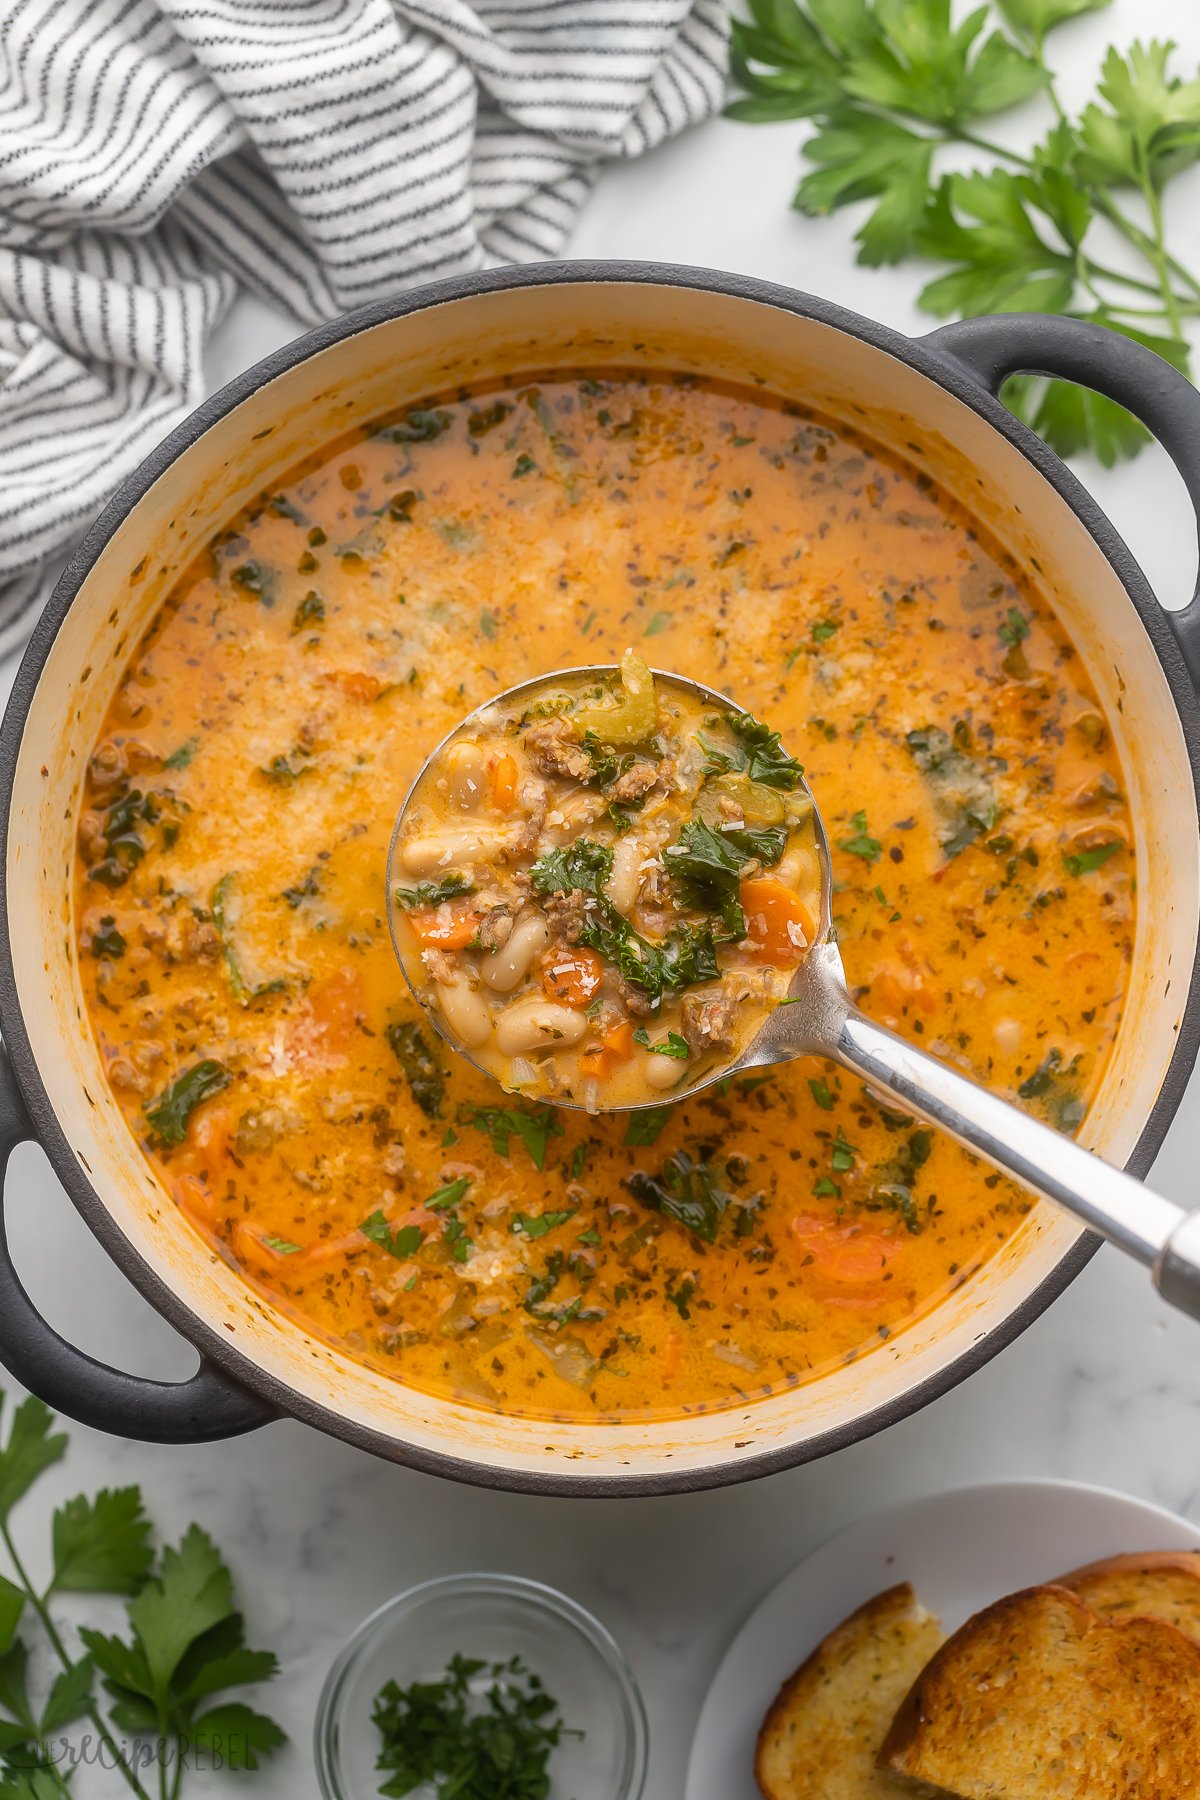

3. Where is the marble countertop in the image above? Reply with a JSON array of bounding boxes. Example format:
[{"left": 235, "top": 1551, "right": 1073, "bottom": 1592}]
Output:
[{"left": 4, "top": 3, "right": 1200, "bottom": 1793}]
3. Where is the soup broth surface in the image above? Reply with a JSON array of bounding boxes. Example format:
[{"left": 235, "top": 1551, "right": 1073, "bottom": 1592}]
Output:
[{"left": 73, "top": 371, "right": 1134, "bottom": 1421}]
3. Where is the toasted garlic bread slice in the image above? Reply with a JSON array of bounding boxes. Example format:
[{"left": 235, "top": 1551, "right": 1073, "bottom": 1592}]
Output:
[
  {"left": 1057, "top": 1548, "right": 1200, "bottom": 1642},
  {"left": 755, "top": 1582, "right": 944, "bottom": 1800},
  {"left": 877, "top": 1582, "right": 1200, "bottom": 1799}
]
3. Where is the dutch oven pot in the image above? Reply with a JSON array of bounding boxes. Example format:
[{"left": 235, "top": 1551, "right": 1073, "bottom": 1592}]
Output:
[{"left": 2, "top": 264, "right": 1200, "bottom": 1497}]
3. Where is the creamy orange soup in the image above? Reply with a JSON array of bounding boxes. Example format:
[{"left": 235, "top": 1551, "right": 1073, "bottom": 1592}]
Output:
[{"left": 73, "top": 371, "right": 1133, "bottom": 1421}]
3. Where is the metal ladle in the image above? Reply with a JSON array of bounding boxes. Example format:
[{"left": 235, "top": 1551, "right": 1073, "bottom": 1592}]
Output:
[{"left": 389, "top": 666, "right": 1200, "bottom": 1323}]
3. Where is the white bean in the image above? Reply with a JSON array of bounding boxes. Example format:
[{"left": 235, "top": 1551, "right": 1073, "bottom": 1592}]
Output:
[
  {"left": 479, "top": 912, "right": 551, "bottom": 993},
  {"left": 606, "top": 836, "right": 644, "bottom": 916},
  {"left": 495, "top": 1001, "right": 587, "bottom": 1057},
  {"left": 640, "top": 1049, "right": 687, "bottom": 1090},
  {"left": 443, "top": 741, "right": 489, "bottom": 811},
  {"left": 776, "top": 844, "right": 820, "bottom": 894},
  {"left": 543, "top": 791, "right": 605, "bottom": 843},
  {"left": 399, "top": 824, "right": 515, "bottom": 877},
  {"left": 436, "top": 978, "right": 492, "bottom": 1048}
]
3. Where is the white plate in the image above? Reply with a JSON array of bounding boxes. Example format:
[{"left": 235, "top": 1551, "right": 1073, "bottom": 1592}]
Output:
[{"left": 686, "top": 1479, "right": 1200, "bottom": 1800}]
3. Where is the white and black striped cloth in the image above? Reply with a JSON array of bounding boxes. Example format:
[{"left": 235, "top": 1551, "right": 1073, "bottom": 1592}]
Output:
[{"left": 0, "top": 0, "right": 728, "bottom": 657}]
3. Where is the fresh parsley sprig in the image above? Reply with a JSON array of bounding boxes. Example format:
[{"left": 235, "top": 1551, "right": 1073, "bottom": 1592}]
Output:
[
  {"left": 728, "top": 0, "right": 1200, "bottom": 464},
  {"left": 0, "top": 1392, "right": 284, "bottom": 1800}
]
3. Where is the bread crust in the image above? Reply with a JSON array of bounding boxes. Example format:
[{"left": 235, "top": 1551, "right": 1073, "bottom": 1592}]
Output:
[
  {"left": 878, "top": 1581, "right": 1200, "bottom": 1799},
  {"left": 1057, "top": 1548, "right": 1200, "bottom": 1616},
  {"left": 755, "top": 1582, "right": 940, "bottom": 1800}
]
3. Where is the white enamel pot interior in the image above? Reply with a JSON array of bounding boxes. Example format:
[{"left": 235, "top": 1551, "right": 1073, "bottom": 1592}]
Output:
[{"left": 3, "top": 266, "right": 1200, "bottom": 1495}]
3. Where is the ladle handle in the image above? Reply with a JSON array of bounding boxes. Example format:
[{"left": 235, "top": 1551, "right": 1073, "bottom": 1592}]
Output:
[{"left": 827, "top": 1007, "right": 1200, "bottom": 1322}]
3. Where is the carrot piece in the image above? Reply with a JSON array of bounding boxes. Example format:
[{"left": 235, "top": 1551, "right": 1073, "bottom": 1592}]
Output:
[
  {"left": 174, "top": 1174, "right": 217, "bottom": 1229},
  {"left": 173, "top": 1102, "right": 233, "bottom": 1182},
  {"left": 541, "top": 946, "right": 604, "bottom": 1007},
  {"left": 491, "top": 753, "right": 519, "bottom": 812},
  {"left": 324, "top": 670, "right": 383, "bottom": 703},
  {"left": 740, "top": 876, "right": 815, "bottom": 965},
  {"left": 406, "top": 900, "right": 481, "bottom": 949},
  {"left": 786, "top": 1214, "right": 900, "bottom": 1307},
  {"left": 580, "top": 1019, "right": 634, "bottom": 1078},
  {"left": 288, "top": 966, "right": 366, "bottom": 1064},
  {"left": 660, "top": 1330, "right": 684, "bottom": 1381}
]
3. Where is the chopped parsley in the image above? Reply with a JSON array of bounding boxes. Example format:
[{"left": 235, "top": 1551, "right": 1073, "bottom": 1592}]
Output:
[
  {"left": 831, "top": 1130, "right": 856, "bottom": 1173},
  {"left": 459, "top": 1103, "right": 564, "bottom": 1171},
  {"left": 359, "top": 1212, "right": 424, "bottom": 1260},
  {"left": 1063, "top": 841, "right": 1121, "bottom": 877},
  {"left": 511, "top": 1210, "right": 574, "bottom": 1239},
  {"left": 999, "top": 607, "right": 1030, "bottom": 648},
  {"left": 372, "top": 1653, "right": 575, "bottom": 1800},
  {"left": 633, "top": 1029, "right": 690, "bottom": 1059},
  {"left": 838, "top": 810, "right": 882, "bottom": 863}
]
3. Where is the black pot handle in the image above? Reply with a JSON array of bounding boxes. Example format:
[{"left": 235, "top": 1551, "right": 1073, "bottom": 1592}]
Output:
[
  {"left": 923, "top": 313, "right": 1200, "bottom": 679},
  {"left": 0, "top": 1046, "right": 274, "bottom": 1443}
]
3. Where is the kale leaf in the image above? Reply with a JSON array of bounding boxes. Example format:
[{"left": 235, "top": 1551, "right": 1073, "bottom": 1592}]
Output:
[
  {"left": 144, "top": 1061, "right": 230, "bottom": 1149},
  {"left": 387, "top": 1020, "right": 445, "bottom": 1118},
  {"left": 625, "top": 1150, "right": 736, "bottom": 1245}
]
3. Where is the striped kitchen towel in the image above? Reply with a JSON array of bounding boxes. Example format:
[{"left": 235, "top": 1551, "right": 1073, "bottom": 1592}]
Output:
[{"left": 0, "top": 0, "right": 729, "bottom": 658}]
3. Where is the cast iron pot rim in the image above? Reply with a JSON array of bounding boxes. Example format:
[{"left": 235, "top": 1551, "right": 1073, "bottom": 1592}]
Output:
[{"left": 0, "top": 259, "right": 1195, "bottom": 1498}]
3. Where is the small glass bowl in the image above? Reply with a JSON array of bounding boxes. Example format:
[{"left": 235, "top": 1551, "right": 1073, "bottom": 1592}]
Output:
[{"left": 314, "top": 1571, "right": 649, "bottom": 1800}]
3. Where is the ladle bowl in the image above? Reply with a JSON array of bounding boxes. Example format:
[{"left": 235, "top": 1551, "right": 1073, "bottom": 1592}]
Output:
[{"left": 389, "top": 664, "right": 1200, "bottom": 1326}]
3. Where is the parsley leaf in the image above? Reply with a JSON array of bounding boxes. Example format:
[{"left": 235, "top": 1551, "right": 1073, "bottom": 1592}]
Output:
[
  {"left": 1063, "top": 840, "right": 1122, "bottom": 876},
  {"left": 916, "top": 169, "right": 1075, "bottom": 318},
  {"left": 1077, "top": 41, "right": 1200, "bottom": 192},
  {"left": 997, "top": 0, "right": 1108, "bottom": 32},
  {"left": 49, "top": 1489, "right": 154, "bottom": 1596},
  {"left": 0, "top": 1399, "right": 66, "bottom": 1527},
  {"left": 633, "top": 1029, "right": 691, "bottom": 1059},
  {"left": 80, "top": 1524, "right": 284, "bottom": 1773},
  {"left": 459, "top": 1104, "right": 564, "bottom": 1171},
  {"left": 796, "top": 109, "right": 935, "bottom": 264},
  {"left": 359, "top": 1211, "right": 424, "bottom": 1260},
  {"left": 511, "top": 1210, "right": 574, "bottom": 1238},
  {"left": 838, "top": 810, "right": 882, "bottom": 863},
  {"left": 728, "top": 3, "right": 1200, "bottom": 465}
]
